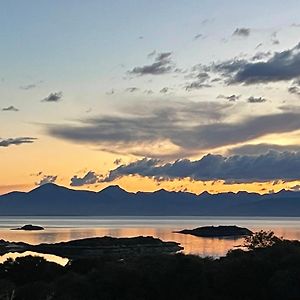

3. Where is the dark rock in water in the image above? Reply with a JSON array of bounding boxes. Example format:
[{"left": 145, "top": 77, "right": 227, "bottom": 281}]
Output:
[
  {"left": 12, "top": 224, "right": 44, "bottom": 231},
  {"left": 0, "top": 236, "right": 183, "bottom": 258},
  {"left": 176, "top": 225, "right": 252, "bottom": 238}
]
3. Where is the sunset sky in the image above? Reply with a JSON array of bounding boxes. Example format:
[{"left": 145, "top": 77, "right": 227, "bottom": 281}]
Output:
[{"left": 1, "top": 0, "right": 300, "bottom": 195}]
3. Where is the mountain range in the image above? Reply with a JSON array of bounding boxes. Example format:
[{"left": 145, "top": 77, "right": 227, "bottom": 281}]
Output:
[{"left": 0, "top": 183, "right": 299, "bottom": 216}]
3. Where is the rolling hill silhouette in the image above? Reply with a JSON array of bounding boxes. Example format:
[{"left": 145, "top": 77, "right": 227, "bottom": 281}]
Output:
[{"left": 0, "top": 183, "right": 299, "bottom": 216}]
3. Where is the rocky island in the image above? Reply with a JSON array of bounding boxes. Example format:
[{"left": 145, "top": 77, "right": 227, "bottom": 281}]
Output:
[
  {"left": 0, "top": 236, "right": 182, "bottom": 259},
  {"left": 176, "top": 225, "right": 253, "bottom": 238},
  {"left": 11, "top": 224, "right": 45, "bottom": 231}
]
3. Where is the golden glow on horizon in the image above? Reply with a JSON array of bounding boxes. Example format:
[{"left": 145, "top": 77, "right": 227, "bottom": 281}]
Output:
[
  {"left": 1, "top": 174, "right": 299, "bottom": 196},
  {"left": 1, "top": 133, "right": 300, "bottom": 196}
]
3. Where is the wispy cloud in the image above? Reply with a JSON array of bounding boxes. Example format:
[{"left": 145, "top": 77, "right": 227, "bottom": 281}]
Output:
[
  {"left": 20, "top": 84, "right": 37, "bottom": 90},
  {"left": 194, "top": 33, "right": 203, "bottom": 40},
  {"left": 227, "top": 143, "right": 300, "bottom": 156},
  {"left": 0, "top": 137, "right": 36, "bottom": 147},
  {"left": 217, "top": 94, "right": 240, "bottom": 102},
  {"left": 125, "top": 87, "right": 139, "bottom": 93},
  {"left": 2, "top": 106, "right": 19, "bottom": 112},
  {"left": 185, "top": 72, "right": 211, "bottom": 90},
  {"left": 232, "top": 28, "right": 250, "bottom": 37},
  {"left": 106, "top": 89, "right": 115, "bottom": 95},
  {"left": 45, "top": 99, "right": 300, "bottom": 158}
]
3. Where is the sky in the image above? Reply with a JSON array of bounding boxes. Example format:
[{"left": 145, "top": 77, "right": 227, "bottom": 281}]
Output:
[{"left": 1, "top": 0, "right": 300, "bottom": 195}]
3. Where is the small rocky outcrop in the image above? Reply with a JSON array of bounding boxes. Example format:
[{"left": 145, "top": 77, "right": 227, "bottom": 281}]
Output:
[
  {"left": 12, "top": 224, "right": 44, "bottom": 231},
  {"left": 176, "top": 225, "right": 253, "bottom": 238}
]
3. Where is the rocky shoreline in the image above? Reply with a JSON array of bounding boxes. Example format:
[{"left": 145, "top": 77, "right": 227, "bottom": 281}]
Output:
[{"left": 0, "top": 236, "right": 183, "bottom": 259}]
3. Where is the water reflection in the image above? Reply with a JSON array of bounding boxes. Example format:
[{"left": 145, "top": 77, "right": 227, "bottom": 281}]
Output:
[
  {"left": 0, "top": 217, "right": 299, "bottom": 259},
  {"left": 0, "top": 251, "right": 68, "bottom": 266}
]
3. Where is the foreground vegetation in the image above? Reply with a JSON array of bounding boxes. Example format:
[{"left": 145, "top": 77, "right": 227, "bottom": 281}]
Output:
[{"left": 0, "top": 231, "right": 300, "bottom": 300}]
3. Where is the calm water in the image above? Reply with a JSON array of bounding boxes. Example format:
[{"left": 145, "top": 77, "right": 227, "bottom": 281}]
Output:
[{"left": 1, "top": 216, "right": 300, "bottom": 264}]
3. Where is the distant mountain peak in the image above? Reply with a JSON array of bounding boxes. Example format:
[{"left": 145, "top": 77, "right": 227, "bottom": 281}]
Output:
[
  {"left": 99, "top": 185, "right": 127, "bottom": 194},
  {"left": 154, "top": 188, "right": 170, "bottom": 194},
  {"left": 199, "top": 191, "right": 211, "bottom": 197},
  {"left": 276, "top": 189, "right": 289, "bottom": 194},
  {"left": 29, "top": 183, "right": 71, "bottom": 194}
]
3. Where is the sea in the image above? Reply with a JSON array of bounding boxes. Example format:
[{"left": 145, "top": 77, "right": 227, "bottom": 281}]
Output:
[{"left": 1, "top": 216, "right": 300, "bottom": 265}]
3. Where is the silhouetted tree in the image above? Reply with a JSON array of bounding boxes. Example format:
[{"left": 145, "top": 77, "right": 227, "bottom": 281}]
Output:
[{"left": 243, "top": 230, "right": 282, "bottom": 250}]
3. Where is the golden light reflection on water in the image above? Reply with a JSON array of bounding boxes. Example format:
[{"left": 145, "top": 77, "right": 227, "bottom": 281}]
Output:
[
  {"left": 1, "top": 226, "right": 300, "bottom": 259},
  {"left": 0, "top": 251, "right": 69, "bottom": 266},
  {"left": 0, "top": 227, "right": 244, "bottom": 257},
  {"left": 1, "top": 217, "right": 300, "bottom": 264}
]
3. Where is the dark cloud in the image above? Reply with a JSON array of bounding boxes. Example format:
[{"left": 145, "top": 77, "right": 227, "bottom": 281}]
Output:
[
  {"left": 2, "top": 106, "right": 19, "bottom": 112},
  {"left": 128, "top": 52, "right": 174, "bottom": 75},
  {"left": 217, "top": 94, "right": 240, "bottom": 102},
  {"left": 46, "top": 96, "right": 300, "bottom": 157},
  {"left": 232, "top": 28, "right": 250, "bottom": 37},
  {"left": 207, "top": 42, "right": 300, "bottom": 84},
  {"left": 247, "top": 96, "right": 266, "bottom": 103},
  {"left": 172, "top": 112, "right": 300, "bottom": 151},
  {"left": 227, "top": 143, "right": 300, "bottom": 156},
  {"left": 0, "top": 137, "right": 36, "bottom": 147},
  {"left": 46, "top": 100, "right": 233, "bottom": 157},
  {"left": 101, "top": 151, "right": 300, "bottom": 183},
  {"left": 42, "top": 92, "right": 63, "bottom": 102},
  {"left": 70, "top": 171, "right": 100, "bottom": 186},
  {"left": 183, "top": 112, "right": 300, "bottom": 150},
  {"left": 36, "top": 175, "right": 57, "bottom": 186}
]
